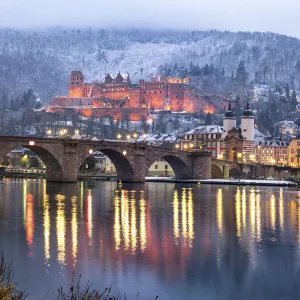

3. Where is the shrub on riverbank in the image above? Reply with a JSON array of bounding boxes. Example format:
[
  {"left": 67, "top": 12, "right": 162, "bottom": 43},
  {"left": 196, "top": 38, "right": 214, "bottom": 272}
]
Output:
[
  {"left": 57, "top": 274, "right": 120, "bottom": 299},
  {"left": 0, "top": 254, "right": 26, "bottom": 299}
]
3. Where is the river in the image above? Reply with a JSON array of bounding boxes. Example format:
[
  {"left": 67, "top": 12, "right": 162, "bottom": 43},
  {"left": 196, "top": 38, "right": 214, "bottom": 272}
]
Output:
[{"left": 0, "top": 180, "right": 300, "bottom": 299}]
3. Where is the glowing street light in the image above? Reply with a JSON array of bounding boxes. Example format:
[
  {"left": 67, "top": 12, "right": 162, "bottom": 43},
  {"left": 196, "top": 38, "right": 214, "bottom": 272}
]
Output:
[
  {"left": 218, "top": 154, "right": 223, "bottom": 160},
  {"left": 63, "top": 129, "right": 68, "bottom": 134},
  {"left": 237, "top": 153, "right": 242, "bottom": 158},
  {"left": 133, "top": 133, "right": 138, "bottom": 139},
  {"left": 74, "top": 129, "right": 79, "bottom": 135},
  {"left": 117, "top": 134, "right": 122, "bottom": 139},
  {"left": 126, "top": 135, "right": 131, "bottom": 140},
  {"left": 175, "top": 144, "right": 180, "bottom": 149},
  {"left": 142, "top": 134, "right": 147, "bottom": 139},
  {"left": 190, "top": 143, "right": 194, "bottom": 148},
  {"left": 47, "top": 129, "right": 52, "bottom": 135},
  {"left": 88, "top": 149, "right": 94, "bottom": 155},
  {"left": 183, "top": 144, "right": 188, "bottom": 149},
  {"left": 59, "top": 129, "right": 64, "bottom": 136},
  {"left": 123, "top": 150, "right": 127, "bottom": 156}
]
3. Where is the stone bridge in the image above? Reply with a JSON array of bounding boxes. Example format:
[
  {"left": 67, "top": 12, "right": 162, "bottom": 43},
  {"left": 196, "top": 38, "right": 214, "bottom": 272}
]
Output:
[{"left": 0, "top": 136, "right": 212, "bottom": 183}]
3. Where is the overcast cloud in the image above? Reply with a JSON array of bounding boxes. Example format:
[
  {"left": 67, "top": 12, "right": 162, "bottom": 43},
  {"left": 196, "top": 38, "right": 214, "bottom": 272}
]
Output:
[{"left": 0, "top": 0, "right": 299, "bottom": 37}]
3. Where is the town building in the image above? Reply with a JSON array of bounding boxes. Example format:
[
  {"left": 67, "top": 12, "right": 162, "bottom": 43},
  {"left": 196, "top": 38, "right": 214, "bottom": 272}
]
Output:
[
  {"left": 254, "top": 140, "right": 288, "bottom": 165},
  {"left": 180, "top": 125, "right": 223, "bottom": 158},
  {"left": 148, "top": 159, "right": 174, "bottom": 177},
  {"left": 287, "top": 135, "right": 300, "bottom": 167}
]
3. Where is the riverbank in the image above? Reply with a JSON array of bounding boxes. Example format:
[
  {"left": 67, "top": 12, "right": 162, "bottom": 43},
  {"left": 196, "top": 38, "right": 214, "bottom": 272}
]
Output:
[
  {"left": 145, "top": 177, "right": 296, "bottom": 186},
  {"left": 1, "top": 171, "right": 296, "bottom": 186}
]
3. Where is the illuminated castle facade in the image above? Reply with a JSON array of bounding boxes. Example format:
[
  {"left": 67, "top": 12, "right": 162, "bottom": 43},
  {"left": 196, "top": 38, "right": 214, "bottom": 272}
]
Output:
[{"left": 46, "top": 71, "right": 195, "bottom": 121}]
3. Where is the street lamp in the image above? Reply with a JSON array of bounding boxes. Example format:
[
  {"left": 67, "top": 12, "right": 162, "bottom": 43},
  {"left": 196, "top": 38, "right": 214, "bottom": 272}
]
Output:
[
  {"left": 190, "top": 143, "right": 194, "bottom": 148},
  {"left": 117, "top": 134, "right": 122, "bottom": 139},
  {"left": 126, "top": 135, "right": 131, "bottom": 140},
  {"left": 74, "top": 129, "right": 79, "bottom": 135},
  {"left": 133, "top": 133, "right": 138, "bottom": 139},
  {"left": 183, "top": 144, "right": 188, "bottom": 150},
  {"left": 123, "top": 150, "right": 127, "bottom": 156},
  {"left": 47, "top": 129, "right": 52, "bottom": 135},
  {"left": 59, "top": 129, "right": 64, "bottom": 136},
  {"left": 175, "top": 144, "right": 180, "bottom": 149},
  {"left": 142, "top": 134, "right": 147, "bottom": 139}
]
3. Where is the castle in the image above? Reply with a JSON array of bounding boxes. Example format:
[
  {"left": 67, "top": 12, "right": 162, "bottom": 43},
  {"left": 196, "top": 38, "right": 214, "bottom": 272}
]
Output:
[
  {"left": 44, "top": 71, "right": 231, "bottom": 121},
  {"left": 46, "top": 71, "right": 194, "bottom": 121}
]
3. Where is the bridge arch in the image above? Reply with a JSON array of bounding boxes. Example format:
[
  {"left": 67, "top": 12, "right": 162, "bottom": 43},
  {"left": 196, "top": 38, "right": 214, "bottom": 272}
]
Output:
[
  {"left": 79, "top": 147, "right": 135, "bottom": 182},
  {"left": 147, "top": 153, "right": 191, "bottom": 179},
  {"left": 211, "top": 164, "right": 223, "bottom": 178},
  {"left": 0, "top": 143, "right": 63, "bottom": 182},
  {"left": 229, "top": 166, "right": 242, "bottom": 178}
]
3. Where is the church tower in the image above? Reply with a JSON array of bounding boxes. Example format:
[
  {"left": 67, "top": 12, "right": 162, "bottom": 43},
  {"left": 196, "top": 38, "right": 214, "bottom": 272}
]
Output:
[{"left": 222, "top": 103, "right": 236, "bottom": 139}]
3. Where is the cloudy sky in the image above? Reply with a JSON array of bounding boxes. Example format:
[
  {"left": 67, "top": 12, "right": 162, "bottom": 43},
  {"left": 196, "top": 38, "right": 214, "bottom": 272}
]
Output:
[{"left": 1, "top": 0, "right": 299, "bottom": 37}]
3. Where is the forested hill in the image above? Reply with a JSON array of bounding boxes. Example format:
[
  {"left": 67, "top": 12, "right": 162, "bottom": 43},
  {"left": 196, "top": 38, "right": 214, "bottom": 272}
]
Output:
[{"left": 1, "top": 27, "right": 300, "bottom": 106}]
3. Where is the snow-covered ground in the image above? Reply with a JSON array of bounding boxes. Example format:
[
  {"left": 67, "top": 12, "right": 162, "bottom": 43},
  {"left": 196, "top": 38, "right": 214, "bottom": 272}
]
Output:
[{"left": 145, "top": 177, "right": 296, "bottom": 186}]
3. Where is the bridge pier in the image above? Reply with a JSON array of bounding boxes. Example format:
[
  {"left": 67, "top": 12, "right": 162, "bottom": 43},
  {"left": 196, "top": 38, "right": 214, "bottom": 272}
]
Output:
[
  {"left": 223, "top": 165, "right": 230, "bottom": 179},
  {"left": 188, "top": 151, "right": 211, "bottom": 179},
  {"left": 47, "top": 152, "right": 79, "bottom": 183}
]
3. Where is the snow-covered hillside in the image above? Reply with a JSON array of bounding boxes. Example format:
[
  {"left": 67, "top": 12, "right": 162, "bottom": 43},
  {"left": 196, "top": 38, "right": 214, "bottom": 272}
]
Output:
[{"left": 1, "top": 28, "right": 300, "bottom": 104}]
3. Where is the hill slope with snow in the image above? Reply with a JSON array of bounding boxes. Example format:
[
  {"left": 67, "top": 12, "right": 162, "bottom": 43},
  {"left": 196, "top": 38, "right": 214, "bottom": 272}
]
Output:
[{"left": 1, "top": 28, "right": 300, "bottom": 103}]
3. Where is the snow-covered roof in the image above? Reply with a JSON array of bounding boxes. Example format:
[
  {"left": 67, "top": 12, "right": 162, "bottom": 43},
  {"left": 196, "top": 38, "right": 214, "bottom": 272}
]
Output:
[
  {"left": 133, "top": 133, "right": 178, "bottom": 145},
  {"left": 276, "top": 121, "right": 298, "bottom": 128},
  {"left": 92, "top": 151, "right": 106, "bottom": 159},
  {"left": 10, "top": 147, "right": 27, "bottom": 153},
  {"left": 255, "top": 140, "right": 289, "bottom": 147},
  {"left": 183, "top": 125, "right": 223, "bottom": 135}
]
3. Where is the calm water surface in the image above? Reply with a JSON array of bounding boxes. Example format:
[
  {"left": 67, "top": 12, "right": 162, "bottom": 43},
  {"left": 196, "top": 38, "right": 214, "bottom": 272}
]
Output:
[{"left": 0, "top": 180, "right": 300, "bottom": 299}]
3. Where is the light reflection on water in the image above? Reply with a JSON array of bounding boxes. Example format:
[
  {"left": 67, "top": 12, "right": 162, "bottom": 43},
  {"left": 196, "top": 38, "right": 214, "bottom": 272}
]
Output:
[{"left": 1, "top": 180, "right": 300, "bottom": 299}]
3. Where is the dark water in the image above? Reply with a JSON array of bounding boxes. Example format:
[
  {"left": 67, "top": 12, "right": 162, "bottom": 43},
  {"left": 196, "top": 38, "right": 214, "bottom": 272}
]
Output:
[{"left": 1, "top": 180, "right": 300, "bottom": 299}]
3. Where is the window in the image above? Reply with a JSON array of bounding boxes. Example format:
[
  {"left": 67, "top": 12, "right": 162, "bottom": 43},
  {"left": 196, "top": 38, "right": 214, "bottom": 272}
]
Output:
[
  {"left": 160, "top": 91, "right": 163, "bottom": 94},
  {"left": 207, "top": 142, "right": 211, "bottom": 147},
  {"left": 244, "top": 129, "right": 247, "bottom": 132},
  {"left": 297, "top": 142, "right": 300, "bottom": 146},
  {"left": 165, "top": 165, "right": 168, "bottom": 170},
  {"left": 291, "top": 157, "right": 294, "bottom": 162},
  {"left": 155, "top": 165, "right": 158, "bottom": 170},
  {"left": 100, "top": 160, "right": 103, "bottom": 164},
  {"left": 291, "top": 149, "right": 295, "bottom": 154}
]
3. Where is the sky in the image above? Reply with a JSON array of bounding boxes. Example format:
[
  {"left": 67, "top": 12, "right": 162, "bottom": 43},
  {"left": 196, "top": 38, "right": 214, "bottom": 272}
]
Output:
[{"left": 1, "top": 0, "right": 300, "bottom": 38}]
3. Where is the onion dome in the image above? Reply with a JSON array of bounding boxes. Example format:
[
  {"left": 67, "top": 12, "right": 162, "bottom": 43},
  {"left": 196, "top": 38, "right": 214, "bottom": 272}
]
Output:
[
  {"left": 224, "top": 103, "right": 236, "bottom": 118},
  {"left": 242, "top": 102, "right": 254, "bottom": 117}
]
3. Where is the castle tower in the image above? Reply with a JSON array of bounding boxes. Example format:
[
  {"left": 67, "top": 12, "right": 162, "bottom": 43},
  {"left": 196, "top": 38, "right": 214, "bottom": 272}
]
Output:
[
  {"left": 222, "top": 103, "right": 236, "bottom": 139},
  {"left": 69, "top": 71, "right": 84, "bottom": 97},
  {"left": 241, "top": 102, "right": 255, "bottom": 161}
]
